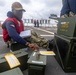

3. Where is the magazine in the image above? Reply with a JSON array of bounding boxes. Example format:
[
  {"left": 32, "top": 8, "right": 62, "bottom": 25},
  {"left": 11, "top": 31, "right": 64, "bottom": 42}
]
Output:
[
  {"left": 39, "top": 51, "right": 55, "bottom": 55},
  {"left": 20, "top": 30, "right": 31, "bottom": 38}
]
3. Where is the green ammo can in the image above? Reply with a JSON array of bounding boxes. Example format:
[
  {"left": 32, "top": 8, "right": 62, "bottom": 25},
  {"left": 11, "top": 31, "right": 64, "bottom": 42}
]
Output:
[
  {"left": 10, "top": 43, "right": 27, "bottom": 51},
  {"left": 0, "top": 50, "right": 28, "bottom": 72},
  {"left": 57, "top": 16, "right": 76, "bottom": 37},
  {"left": 54, "top": 16, "right": 76, "bottom": 72},
  {"left": 0, "top": 67, "right": 23, "bottom": 75},
  {"left": 27, "top": 51, "right": 46, "bottom": 75}
]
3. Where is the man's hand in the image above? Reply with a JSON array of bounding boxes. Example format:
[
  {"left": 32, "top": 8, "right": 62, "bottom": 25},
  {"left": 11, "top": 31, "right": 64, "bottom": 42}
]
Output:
[
  {"left": 27, "top": 43, "right": 39, "bottom": 51},
  {"left": 34, "top": 43, "right": 39, "bottom": 52}
]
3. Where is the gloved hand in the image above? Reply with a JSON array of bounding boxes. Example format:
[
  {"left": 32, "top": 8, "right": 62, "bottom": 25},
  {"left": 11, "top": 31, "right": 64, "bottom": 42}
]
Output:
[
  {"left": 61, "top": 12, "right": 75, "bottom": 18},
  {"left": 69, "top": 11, "right": 75, "bottom": 17},
  {"left": 61, "top": 14, "right": 68, "bottom": 18}
]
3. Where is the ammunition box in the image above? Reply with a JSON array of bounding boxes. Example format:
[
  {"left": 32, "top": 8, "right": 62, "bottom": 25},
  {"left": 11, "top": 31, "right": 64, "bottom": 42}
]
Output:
[
  {"left": 10, "top": 37, "right": 31, "bottom": 51},
  {"left": 57, "top": 16, "right": 76, "bottom": 37},
  {"left": 10, "top": 43, "right": 27, "bottom": 51},
  {"left": 0, "top": 50, "right": 28, "bottom": 72},
  {"left": 54, "top": 33, "right": 76, "bottom": 72},
  {"left": 0, "top": 67, "right": 23, "bottom": 75},
  {"left": 27, "top": 52, "right": 46, "bottom": 75}
]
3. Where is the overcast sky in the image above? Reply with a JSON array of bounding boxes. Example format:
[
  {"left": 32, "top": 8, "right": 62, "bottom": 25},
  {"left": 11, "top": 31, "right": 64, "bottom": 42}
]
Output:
[{"left": 0, "top": 0, "right": 62, "bottom": 21}]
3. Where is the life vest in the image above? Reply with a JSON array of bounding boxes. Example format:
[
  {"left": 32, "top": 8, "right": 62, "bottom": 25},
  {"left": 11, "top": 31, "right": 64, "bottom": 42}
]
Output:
[{"left": 2, "top": 18, "right": 24, "bottom": 42}]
